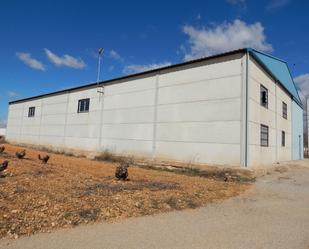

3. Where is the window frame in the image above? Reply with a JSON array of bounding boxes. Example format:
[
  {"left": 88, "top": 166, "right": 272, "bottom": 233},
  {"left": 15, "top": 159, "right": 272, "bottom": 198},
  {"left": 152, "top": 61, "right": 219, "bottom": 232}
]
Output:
[
  {"left": 260, "top": 124, "right": 269, "bottom": 147},
  {"left": 77, "top": 98, "right": 90, "bottom": 113},
  {"left": 260, "top": 84, "right": 268, "bottom": 109},
  {"left": 282, "top": 131, "right": 285, "bottom": 147},
  {"left": 282, "top": 102, "right": 287, "bottom": 119},
  {"left": 28, "top": 106, "right": 35, "bottom": 117}
]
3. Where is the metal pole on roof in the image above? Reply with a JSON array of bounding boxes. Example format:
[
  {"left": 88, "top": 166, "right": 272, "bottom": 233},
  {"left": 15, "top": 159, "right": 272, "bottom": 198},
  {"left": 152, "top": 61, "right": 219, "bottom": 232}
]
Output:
[{"left": 97, "top": 48, "right": 104, "bottom": 94}]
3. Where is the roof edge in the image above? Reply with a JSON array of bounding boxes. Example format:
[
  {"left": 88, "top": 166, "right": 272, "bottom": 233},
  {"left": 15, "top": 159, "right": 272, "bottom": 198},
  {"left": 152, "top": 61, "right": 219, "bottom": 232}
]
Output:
[
  {"left": 248, "top": 50, "right": 303, "bottom": 108},
  {"left": 284, "top": 60, "right": 303, "bottom": 108},
  {"left": 9, "top": 48, "right": 246, "bottom": 105},
  {"left": 247, "top": 48, "right": 287, "bottom": 64}
]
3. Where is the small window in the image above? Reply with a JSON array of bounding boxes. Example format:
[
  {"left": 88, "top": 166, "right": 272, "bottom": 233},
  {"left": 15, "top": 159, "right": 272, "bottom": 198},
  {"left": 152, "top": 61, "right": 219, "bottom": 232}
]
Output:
[
  {"left": 28, "top": 107, "right": 35, "bottom": 117},
  {"left": 282, "top": 102, "right": 287, "bottom": 119},
  {"left": 78, "top": 98, "right": 90, "bottom": 113},
  {"left": 282, "top": 131, "right": 285, "bottom": 147},
  {"left": 260, "top": 124, "right": 269, "bottom": 147},
  {"left": 260, "top": 85, "right": 268, "bottom": 108}
]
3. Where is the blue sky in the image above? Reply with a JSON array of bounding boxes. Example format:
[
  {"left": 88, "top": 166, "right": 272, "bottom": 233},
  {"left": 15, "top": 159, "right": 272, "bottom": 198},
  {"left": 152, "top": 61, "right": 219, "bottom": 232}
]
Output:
[{"left": 1, "top": 0, "right": 309, "bottom": 126}]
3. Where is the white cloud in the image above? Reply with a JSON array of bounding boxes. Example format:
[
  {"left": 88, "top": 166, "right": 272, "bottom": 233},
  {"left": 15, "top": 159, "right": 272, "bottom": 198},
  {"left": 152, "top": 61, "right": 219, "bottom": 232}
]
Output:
[
  {"left": 16, "top": 52, "right": 46, "bottom": 71},
  {"left": 44, "top": 49, "right": 86, "bottom": 69},
  {"left": 0, "top": 118, "right": 6, "bottom": 128},
  {"left": 109, "top": 50, "right": 123, "bottom": 62},
  {"left": 123, "top": 62, "right": 172, "bottom": 74},
  {"left": 294, "top": 74, "right": 309, "bottom": 101},
  {"left": 182, "top": 19, "right": 273, "bottom": 61},
  {"left": 266, "top": 0, "right": 290, "bottom": 11},
  {"left": 7, "top": 91, "right": 19, "bottom": 98},
  {"left": 108, "top": 65, "right": 115, "bottom": 72},
  {"left": 226, "top": 0, "right": 246, "bottom": 7}
]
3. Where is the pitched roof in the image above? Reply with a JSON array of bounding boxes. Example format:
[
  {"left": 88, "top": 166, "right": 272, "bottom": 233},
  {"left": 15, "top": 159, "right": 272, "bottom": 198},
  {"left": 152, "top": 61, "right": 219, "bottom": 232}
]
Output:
[
  {"left": 9, "top": 48, "right": 302, "bottom": 108},
  {"left": 248, "top": 48, "right": 302, "bottom": 106}
]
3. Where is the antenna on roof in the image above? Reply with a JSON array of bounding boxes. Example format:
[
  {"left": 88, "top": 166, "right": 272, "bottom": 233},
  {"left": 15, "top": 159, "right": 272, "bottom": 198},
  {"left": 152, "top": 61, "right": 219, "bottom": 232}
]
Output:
[{"left": 97, "top": 48, "right": 104, "bottom": 94}]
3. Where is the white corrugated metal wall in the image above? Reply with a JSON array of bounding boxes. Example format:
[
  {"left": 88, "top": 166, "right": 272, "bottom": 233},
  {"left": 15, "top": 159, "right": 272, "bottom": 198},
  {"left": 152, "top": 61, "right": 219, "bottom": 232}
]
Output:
[{"left": 6, "top": 53, "right": 244, "bottom": 166}]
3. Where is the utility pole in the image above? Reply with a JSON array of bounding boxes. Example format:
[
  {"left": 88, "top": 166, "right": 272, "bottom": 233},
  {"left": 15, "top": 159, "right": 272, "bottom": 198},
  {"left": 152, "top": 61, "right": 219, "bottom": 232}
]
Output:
[{"left": 97, "top": 48, "right": 104, "bottom": 94}]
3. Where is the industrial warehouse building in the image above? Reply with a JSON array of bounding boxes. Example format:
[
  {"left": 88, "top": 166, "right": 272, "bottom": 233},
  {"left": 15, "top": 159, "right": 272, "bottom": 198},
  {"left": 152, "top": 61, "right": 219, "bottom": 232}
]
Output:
[{"left": 6, "top": 48, "right": 304, "bottom": 168}]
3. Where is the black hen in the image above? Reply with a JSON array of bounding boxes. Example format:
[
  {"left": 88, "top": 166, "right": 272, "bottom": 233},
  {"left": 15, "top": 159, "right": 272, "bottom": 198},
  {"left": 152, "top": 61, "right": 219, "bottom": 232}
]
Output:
[
  {"left": 115, "top": 159, "right": 131, "bottom": 180},
  {"left": 0, "top": 160, "right": 9, "bottom": 172},
  {"left": 0, "top": 146, "right": 5, "bottom": 154},
  {"left": 38, "top": 154, "right": 50, "bottom": 164},
  {"left": 16, "top": 150, "right": 26, "bottom": 159}
]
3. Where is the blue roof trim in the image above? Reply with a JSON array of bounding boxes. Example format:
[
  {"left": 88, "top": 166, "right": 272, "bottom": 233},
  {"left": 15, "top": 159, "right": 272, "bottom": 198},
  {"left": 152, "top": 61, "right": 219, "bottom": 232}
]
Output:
[{"left": 247, "top": 48, "right": 302, "bottom": 107}]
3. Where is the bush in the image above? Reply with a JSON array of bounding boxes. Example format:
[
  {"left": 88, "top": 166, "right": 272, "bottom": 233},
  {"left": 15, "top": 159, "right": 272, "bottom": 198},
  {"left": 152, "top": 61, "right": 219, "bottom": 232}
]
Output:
[
  {"left": 95, "top": 150, "right": 135, "bottom": 165},
  {"left": 94, "top": 149, "right": 119, "bottom": 162}
]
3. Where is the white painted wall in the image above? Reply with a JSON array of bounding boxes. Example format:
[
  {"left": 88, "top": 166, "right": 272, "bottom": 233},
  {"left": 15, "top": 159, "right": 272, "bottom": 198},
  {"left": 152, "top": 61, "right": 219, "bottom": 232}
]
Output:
[
  {"left": 154, "top": 55, "right": 243, "bottom": 165},
  {"left": 248, "top": 58, "right": 292, "bottom": 167},
  {"left": 0, "top": 128, "right": 5, "bottom": 136},
  {"left": 6, "top": 53, "right": 244, "bottom": 166}
]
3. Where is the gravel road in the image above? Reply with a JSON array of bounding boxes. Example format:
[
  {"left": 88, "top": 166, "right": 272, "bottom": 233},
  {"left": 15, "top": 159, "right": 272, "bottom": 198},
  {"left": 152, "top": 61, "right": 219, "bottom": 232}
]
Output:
[{"left": 1, "top": 160, "right": 309, "bottom": 249}]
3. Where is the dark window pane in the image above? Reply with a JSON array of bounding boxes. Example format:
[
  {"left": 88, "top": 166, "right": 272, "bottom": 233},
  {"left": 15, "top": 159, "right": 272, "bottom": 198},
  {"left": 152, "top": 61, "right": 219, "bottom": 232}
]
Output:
[
  {"left": 260, "top": 85, "right": 268, "bottom": 108},
  {"left": 261, "top": 134, "right": 268, "bottom": 140},
  {"left": 82, "top": 100, "right": 85, "bottom": 112},
  {"left": 78, "top": 98, "right": 90, "bottom": 113},
  {"left": 282, "top": 102, "right": 287, "bottom": 119},
  {"left": 28, "top": 107, "right": 35, "bottom": 117},
  {"left": 85, "top": 99, "right": 90, "bottom": 111},
  {"left": 260, "top": 124, "right": 269, "bottom": 147},
  {"left": 282, "top": 131, "right": 285, "bottom": 147}
]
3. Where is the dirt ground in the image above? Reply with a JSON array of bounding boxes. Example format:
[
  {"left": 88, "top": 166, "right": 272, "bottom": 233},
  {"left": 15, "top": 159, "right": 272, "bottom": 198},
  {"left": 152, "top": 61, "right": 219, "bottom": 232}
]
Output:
[
  {"left": 0, "top": 144, "right": 250, "bottom": 239},
  {"left": 1, "top": 159, "right": 308, "bottom": 249}
]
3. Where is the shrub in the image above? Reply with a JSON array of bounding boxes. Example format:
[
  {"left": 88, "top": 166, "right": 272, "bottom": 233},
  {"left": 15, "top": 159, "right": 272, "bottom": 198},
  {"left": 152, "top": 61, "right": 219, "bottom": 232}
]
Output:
[{"left": 94, "top": 149, "right": 118, "bottom": 162}]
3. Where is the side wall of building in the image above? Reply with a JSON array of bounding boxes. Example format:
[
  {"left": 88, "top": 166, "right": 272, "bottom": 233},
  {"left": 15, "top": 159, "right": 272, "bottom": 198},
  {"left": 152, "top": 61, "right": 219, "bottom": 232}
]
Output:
[
  {"left": 291, "top": 101, "right": 304, "bottom": 160},
  {"left": 6, "top": 53, "right": 244, "bottom": 166},
  {"left": 155, "top": 54, "right": 244, "bottom": 165},
  {"left": 248, "top": 57, "right": 292, "bottom": 167}
]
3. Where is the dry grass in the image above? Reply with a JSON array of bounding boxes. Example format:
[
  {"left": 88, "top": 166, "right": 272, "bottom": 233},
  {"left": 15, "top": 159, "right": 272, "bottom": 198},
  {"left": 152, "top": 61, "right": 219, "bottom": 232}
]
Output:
[
  {"left": 0, "top": 144, "right": 250, "bottom": 239},
  {"left": 138, "top": 164, "right": 255, "bottom": 183}
]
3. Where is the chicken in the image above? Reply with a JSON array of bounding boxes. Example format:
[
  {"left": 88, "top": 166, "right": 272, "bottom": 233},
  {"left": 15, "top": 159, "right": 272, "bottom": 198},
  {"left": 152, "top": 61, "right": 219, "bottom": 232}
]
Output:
[
  {"left": 115, "top": 158, "right": 131, "bottom": 180},
  {"left": 115, "top": 164, "right": 128, "bottom": 180},
  {"left": 38, "top": 154, "right": 50, "bottom": 164},
  {"left": 16, "top": 150, "right": 26, "bottom": 159},
  {"left": 0, "top": 146, "right": 5, "bottom": 154},
  {"left": 0, "top": 160, "right": 9, "bottom": 172}
]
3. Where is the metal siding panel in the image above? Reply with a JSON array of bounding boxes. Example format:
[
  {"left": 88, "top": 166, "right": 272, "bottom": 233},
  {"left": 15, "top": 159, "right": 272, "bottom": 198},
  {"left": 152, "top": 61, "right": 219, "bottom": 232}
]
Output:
[{"left": 292, "top": 101, "right": 304, "bottom": 160}]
